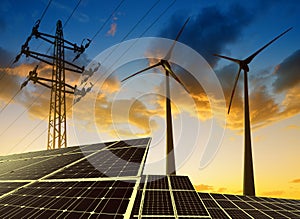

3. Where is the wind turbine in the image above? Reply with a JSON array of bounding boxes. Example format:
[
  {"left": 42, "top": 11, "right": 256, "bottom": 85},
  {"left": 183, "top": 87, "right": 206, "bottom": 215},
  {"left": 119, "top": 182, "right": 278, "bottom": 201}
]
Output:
[
  {"left": 122, "top": 17, "right": 190, "bottom": 175},
  {"left": 214, "top": 27, "right": 292, "bottom": 196}
]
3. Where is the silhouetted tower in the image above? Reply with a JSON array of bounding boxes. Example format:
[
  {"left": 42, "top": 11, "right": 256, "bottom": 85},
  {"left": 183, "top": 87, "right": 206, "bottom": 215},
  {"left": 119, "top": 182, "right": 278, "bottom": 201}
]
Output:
[
  {"left": 122, "top": 18, "right": 190, "bottom": 175},
  {"left": 214, "top": 27, "right": 292, "bottom": 196},
  {"left": 47, "top": 20, "right": 67, "bottom": 149},
  {"left": 16, "top": 19, "right": 90, "bottom": 149}
]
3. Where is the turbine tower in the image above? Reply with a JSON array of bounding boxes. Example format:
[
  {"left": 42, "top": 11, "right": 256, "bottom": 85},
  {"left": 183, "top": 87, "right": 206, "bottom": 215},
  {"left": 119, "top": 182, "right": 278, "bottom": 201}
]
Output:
[
  {"left": 122, "top": 18, "right": 190, "bottom": 175},
  {"left": 214, "top": 27, "right": 292, "bottom": 196}
]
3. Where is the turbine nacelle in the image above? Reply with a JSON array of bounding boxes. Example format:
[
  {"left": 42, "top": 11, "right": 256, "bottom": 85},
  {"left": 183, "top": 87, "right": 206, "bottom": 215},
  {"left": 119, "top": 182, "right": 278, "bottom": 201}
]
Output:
[{"left": 214, "top": 27, "right": 292, "bottom": 114}]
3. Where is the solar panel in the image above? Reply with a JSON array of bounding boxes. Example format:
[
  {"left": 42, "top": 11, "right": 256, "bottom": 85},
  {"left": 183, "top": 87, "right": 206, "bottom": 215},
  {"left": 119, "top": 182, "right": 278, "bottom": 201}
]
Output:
[
  {"left": 0, "top": 182, "right": 27, "bottom": 196},
  {"left": 131, "top": 175, "right": 210, "bottom": 218},
  {"left": 0, "top": 180, "right": 134, "bottom": 218},
  {"left": 0, "top": 138, "right": 151, "bottom": 218},
  {"left": 48, "top": 145, "right": 147, "bottom": 179},
  {"left": 1, "top": 137, "right": 300, "bottom": 218},
  {"left": 142, "top": 190, "right": 174, "bottom": 215}
]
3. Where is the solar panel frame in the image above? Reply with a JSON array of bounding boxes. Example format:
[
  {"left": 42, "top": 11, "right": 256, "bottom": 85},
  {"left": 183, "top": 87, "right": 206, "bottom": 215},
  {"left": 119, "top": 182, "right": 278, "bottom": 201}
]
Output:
[
  {"left": 0, "top": 138, "right": 152, "bottom": 219},
  {"left": 1, "top": 137, "right": 300, "bottom": 218}
]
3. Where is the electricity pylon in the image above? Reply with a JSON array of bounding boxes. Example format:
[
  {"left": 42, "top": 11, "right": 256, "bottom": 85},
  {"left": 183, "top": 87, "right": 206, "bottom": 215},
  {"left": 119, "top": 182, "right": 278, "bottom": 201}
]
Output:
[{"left": 16, "top": 19, "right": 90, "bottom": 149}]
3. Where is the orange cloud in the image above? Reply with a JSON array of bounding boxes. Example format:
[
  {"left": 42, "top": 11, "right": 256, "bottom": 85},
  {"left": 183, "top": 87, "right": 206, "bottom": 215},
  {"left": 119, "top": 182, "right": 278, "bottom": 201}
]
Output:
[
  {"left": 290, "top": 178, "right": 300, "bottom": 183},
  {"left": 194, "top": 184, "right": 214, "bottom": 191},
  {"left": 285, "top": 125, "right": 300, "bottom": 130},
  {"left": 217, "top": 187, "right": 227, "bottom": 193},
  {"left": 262, "top": 190, "right": 285, "bottom": 197},
  {"left": 107, "top": 23, "right": 117, "bottom": 37}
]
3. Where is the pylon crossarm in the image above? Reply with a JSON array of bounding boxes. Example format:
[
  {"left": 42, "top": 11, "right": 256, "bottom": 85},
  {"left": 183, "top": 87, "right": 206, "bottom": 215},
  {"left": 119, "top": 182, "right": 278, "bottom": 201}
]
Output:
[
  {"left": 28, "top": 76, "right": 76, "bottom": 94},
  {"left": 23, "top": 49, "right": 84, "bottom": 74}
]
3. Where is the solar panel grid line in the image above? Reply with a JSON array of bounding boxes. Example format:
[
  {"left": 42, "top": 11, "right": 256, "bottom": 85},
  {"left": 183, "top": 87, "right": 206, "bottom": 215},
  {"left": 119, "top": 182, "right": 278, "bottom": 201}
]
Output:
[
  {"left": 244, "top": 209, "right": 273, "bottom": 218},
  {"left": 262, "top": 210, "right": 290, "bottom": 218},
  {"left": 0, "top": 141, "right": 119, "bottom": 202},
  {"left": 0, "top": 157, "right": 51, "bottom": 177},
  {"left": 252, "top": 201, "right": 296, "bottom": 218},
  {"left": 213, "top": 196, "right": 257, "bottom": 218},
  {"left": 0, "top": 180, "right": 137, "bottom": 218},
  {"left": 199, "top": 193, "right": 231, "bottom": 218},
  {"left": 167, "top": 175, "right": 179, "bottom": 218},
  {"left": 0, "top": 180, "right": 36, "bottom": 201},
  {"left": 0, "top": 146, "right": 83, "bottom": 162},
  {"left": 0, "top": 180, "right": 32, "bottom": 183},
  {"left": 124, "top": 175, "right": 145, "bottom": 218},
  {"left": 136, "top": 138, "right": 151, "bottom": 177},
  {"left": 197, "top": 193, "right": 214, "bottom": 200},
  {"left": 39, "top": 141, "right": 120, "bottom": 180},
  {"left": 137, "top": 174, "right": 149, "bottom": 218},
  {"left": 39, "top": 176, "right": 139, "bottom": 183},
  {"left": 277, "top": 210, "right": 300, "bottom": 218}
]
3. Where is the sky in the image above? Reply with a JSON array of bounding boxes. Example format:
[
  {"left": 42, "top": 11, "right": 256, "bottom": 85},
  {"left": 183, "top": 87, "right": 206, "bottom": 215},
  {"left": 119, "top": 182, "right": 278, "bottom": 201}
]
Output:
[{"left": 0, "top": 0, "right": 300, "bottom": 199}]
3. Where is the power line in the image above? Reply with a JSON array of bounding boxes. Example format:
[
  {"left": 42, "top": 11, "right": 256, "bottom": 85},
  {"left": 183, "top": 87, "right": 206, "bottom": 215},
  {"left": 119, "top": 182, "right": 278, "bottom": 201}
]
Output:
[
  {"left": 0, "top": 90, "right": 21, "bottom": 114},
  {"left": 6, "top": 0, "right": 176, "bottom": 152},
  {"left": 0, "top": 0, "right": 82, "bottom": 115},
  {"left": 0, "top": 0, "right": 53, "bottom": 111},
  {"left": 90, "top": 0, "right": 125, "bottom": 42},
  {"left": 0, "top": 88, "right": 47, "bottom": 137},
  {"left": 101, "top": 0, "right": 161, "bottom": 65},
  {"left": 39, "top": 0, "right": 53, "bottom": 24},
  {"left": 2, "top": 1, "right": 85, "bottom": 150},
  {"left": 64, "top": 0, "right": 82, "bottom": 28},
  {"left": 108, "top": 0, "right": 177, "bottom": 69}
]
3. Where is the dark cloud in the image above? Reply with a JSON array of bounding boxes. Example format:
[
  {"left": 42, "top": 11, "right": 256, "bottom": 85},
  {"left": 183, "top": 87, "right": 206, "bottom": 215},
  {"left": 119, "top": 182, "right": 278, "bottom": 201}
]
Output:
[
  {"left": 159, "top": 3, "right": 254, "bottom": 66},
  {"left": 213, "top": 61, "right": 300, "bottom": 131},
  {"left": 0, "top": 17, "right": 5, "bottom": 32},
  {"left": 273, "top": 49, "right": 300, "bottom": 92}
]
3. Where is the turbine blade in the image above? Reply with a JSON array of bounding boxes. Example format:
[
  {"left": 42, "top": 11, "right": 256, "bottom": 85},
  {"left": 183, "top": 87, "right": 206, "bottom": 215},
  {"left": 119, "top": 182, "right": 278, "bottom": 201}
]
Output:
[
  {"left": 164, "top": 17, "right": 190, "bottom": 60},
  {"left": 121, "top": 62, "right": 161, "bottom": 82},
  {"left": 228, "top": 67, "right": 242, "bottom": 114},
  {"left": 168, "top": 67, "right": 189, "bottom": 93},
  {"left": 214, "top": 54, "right": 241, "bottom": 64},
  {"left": 245, "top": 27, "right": 293, "bottom": 64}
]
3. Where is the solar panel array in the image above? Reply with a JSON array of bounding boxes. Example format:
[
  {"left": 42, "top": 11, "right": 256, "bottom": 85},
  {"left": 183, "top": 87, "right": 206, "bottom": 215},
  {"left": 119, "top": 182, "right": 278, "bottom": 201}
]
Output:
[
  {"left": 131, "top": 175, "right": 300, "bottom": 219},
  {"left": 0, "top": 137, "right": 299, "bottom": 219},
  {"left": 0, "top": 138, "right": 151, "bottom": 219},
  {"left": 131, "top": 175, "right": 211, "bottom": 218},
  {"left": 199, "top": 192, "right": 300, "bottom": 218}
]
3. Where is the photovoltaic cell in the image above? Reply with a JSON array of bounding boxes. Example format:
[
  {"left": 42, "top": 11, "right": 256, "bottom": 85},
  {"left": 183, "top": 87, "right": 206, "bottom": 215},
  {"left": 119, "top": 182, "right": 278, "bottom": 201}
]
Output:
[
  {"left": 48, "top": 146, "right": 147, "bottom": 179},
  {"left": 142, "top": 190, "right": 174, "bottom": 215},
  {"left": 232, "top": 201, "right": 255, "bottom": 209},
  {"left": 173, "top": 191, "right": 209, "bottom": 216},
  {"left": 207, "top": 208, "right": 230, "bottom": 218},
  {"left": 146, "top": 175, "right": 169, "bottom": 190},
  {"left": 224, "top": 194, "right": 242, "bottom": 201},
  {"left": 225, "top": 209, "right": 252, "bottom": 218},
  {"left": 277, "top": 210, "right": 300, "bottom": 218},
  {"left": 198, "top": 192, "right": 213, "bottom": 199},
  {"left": 244, "top": 209, "right": 271, "bottom": 218},
  {"left": 202, "top": 199, "right": 220, "bottom": 208},
  {"left": 1, "top": 137, "right": 300, "bottom": 218},
  {"left": 262, "top": 210, "right": 289, "bottom": 218},
  {"left": 0, "top": 138, "right": 151, "bottom": 218},
  {"left": 215, "top": 200, "right": 238, "bottom": 209},
  {"left": 0, "top": 180, "right": 135, "bottom": 218},
  {"left": 248, "top": 201, "right": 272, "bottom": 210},
  {"left": 169, "top": 175, "right": 194, "bottom": 190},
  {"left": 0, "top": 182, "right": 27, "bottom": 196},
  {"left": 0, "top": 153, "right": 84, "bottom": 180}
]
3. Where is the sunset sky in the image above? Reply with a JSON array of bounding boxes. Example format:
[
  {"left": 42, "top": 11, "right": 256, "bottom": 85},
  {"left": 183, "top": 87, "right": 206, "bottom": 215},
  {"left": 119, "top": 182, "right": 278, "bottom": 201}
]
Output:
[{"left": 0, "top": 0, "right": 299, "bottom": 199}]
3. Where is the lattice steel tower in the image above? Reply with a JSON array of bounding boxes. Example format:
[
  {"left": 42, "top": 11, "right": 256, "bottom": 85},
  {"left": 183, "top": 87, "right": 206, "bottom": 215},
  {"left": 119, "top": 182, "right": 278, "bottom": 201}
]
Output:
[
  {"left": 16, "top": 19, "right": 90, "bottom": 149},
  {"left": 47, "top": 20, "right": 67, "bottom": 149}
]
